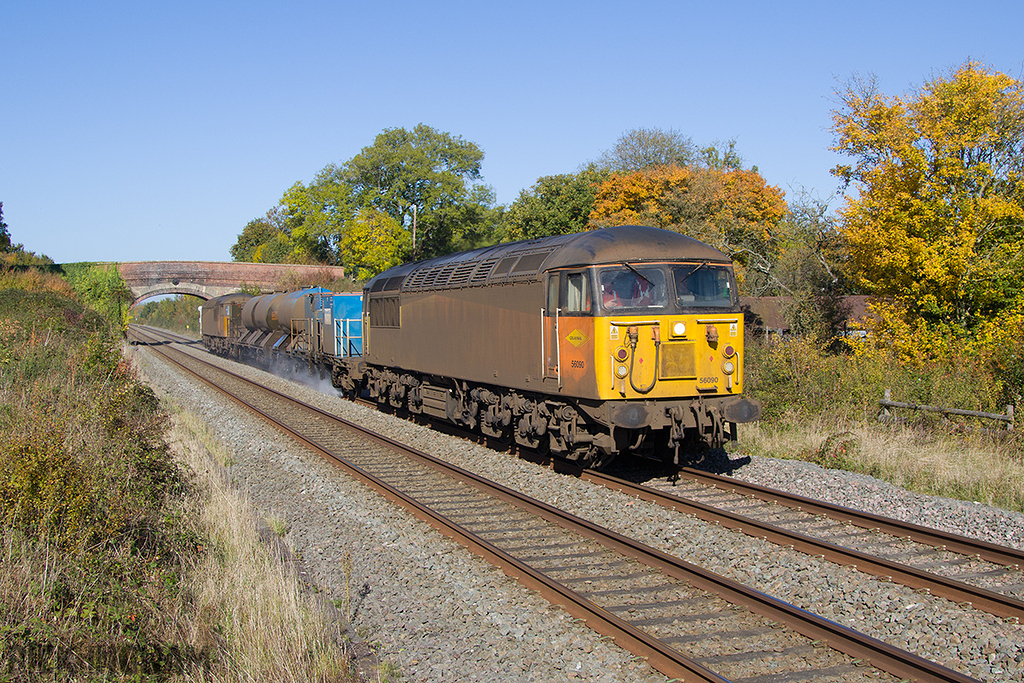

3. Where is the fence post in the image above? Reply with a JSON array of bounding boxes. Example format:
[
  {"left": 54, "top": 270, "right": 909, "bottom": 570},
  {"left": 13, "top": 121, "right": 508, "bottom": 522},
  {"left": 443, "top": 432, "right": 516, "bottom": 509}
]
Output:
[{"left": 1008, "top": 405, "right": 1015, "bottom": 432}]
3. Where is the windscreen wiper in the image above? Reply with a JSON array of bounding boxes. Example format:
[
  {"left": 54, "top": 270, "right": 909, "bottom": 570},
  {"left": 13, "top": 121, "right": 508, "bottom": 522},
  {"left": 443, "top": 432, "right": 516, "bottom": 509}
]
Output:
[
  {"left": 676, "top": 261, "right": 709, "bottom": 286},
  {"left": 622, "top": 261, "right": 653, "bottom": 286}
]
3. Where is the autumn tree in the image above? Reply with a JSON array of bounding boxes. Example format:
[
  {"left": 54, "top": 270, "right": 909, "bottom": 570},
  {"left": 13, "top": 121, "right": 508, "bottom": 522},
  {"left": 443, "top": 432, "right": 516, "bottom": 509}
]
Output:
[
  {"left": 832, "top": 61, "right": 1024, "bottom": 330},
  {"left": 499, "top": 167, "right": 609, "bottom": 241},
  {"left": 589, "top": 164, "right": 787, "bottom": 291}
]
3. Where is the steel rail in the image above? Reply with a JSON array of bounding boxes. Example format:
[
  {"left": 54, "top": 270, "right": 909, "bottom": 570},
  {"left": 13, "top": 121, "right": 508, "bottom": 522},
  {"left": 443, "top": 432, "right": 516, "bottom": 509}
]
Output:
[
  {"left": 131, "top": 326, "right": 982, "bottom": 683},
  {"left": 677, "top": 467, "right": 1024, "bottom": 570},
  {"left": 553, "top": 464, "right": 1024, "bottom": 622}
]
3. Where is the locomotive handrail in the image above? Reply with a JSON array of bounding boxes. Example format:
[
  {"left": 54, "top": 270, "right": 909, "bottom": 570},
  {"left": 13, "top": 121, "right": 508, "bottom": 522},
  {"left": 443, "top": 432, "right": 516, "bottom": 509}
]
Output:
[{"left": 609, "top": 319, "right": 660, "bottom": 326}]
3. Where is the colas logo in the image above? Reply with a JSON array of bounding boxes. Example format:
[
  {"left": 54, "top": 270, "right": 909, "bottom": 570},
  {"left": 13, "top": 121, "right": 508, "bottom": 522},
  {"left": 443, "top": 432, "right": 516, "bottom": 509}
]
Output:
[{"left": 566, "top": 329, "right": 589, "bottom": 347}]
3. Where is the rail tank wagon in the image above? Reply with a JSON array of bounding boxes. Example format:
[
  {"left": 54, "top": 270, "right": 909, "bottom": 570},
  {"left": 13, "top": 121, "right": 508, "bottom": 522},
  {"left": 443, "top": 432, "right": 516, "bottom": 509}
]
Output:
[
  {"left": 200, "top": 292, "right": 253, "bottom": 356},
  {"left": 351, "top": 225, "right": 760, "bottom": 468}
]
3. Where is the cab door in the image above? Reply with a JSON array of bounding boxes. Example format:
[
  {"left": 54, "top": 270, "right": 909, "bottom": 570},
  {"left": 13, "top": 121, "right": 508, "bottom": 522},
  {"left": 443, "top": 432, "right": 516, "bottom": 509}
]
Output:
[
  {"left": 559, "top": 271, "right": 595, "bottom": 394},
  {"left": 543, "top": 273, "right": 560, "bottom": 383}
]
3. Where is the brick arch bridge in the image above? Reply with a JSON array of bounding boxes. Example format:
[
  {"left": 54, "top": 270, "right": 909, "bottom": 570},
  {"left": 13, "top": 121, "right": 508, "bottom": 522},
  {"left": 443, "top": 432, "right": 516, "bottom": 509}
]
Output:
[{"left": 115, "top": 261, "right": 347, "bottom": 307}]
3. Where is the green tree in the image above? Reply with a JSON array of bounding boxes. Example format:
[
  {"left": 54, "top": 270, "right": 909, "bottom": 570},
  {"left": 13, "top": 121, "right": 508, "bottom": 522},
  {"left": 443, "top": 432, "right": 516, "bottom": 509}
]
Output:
[
  {"left": 499, "top": 166, "right": 609, "bottom": 241},
  {"left": 230, "top": 211, "right": 282, "bottom": 262},
  {"left": 0, "top": 202, "right": 10, "bottom": 253},
  {"left": 832, "top": 61, "right": 1024, "bottom": 329},
  {"left": 344, "top": 123, "right": 491, "bottom": 259},
  {"left": 278, "top": 164, "right": 356, "bottom": 264}
]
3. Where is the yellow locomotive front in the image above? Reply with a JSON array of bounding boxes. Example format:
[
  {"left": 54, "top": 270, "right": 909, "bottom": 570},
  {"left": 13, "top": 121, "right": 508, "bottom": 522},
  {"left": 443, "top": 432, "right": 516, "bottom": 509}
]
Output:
[
  {"left": 548, "top": 257, "right": 759, "bottom": 465},
  {"left": 594, "top": 262, "right": 744, "bottom": 401}
]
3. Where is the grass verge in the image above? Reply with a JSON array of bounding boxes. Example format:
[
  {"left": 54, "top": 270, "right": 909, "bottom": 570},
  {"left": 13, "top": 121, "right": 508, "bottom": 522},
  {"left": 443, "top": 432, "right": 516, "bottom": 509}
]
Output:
[
  {"left": 163, "top": 405, "right": 353, "bottom": 683},
  {"left": 0, "top": 271, "right": 355, "bottom": 682}
]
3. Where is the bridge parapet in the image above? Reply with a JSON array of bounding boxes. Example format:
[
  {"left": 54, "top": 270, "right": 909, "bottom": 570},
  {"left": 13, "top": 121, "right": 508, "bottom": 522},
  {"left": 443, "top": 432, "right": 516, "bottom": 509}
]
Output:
[{"left": 114, "top": 261, "right": 347, "bottom": 306}]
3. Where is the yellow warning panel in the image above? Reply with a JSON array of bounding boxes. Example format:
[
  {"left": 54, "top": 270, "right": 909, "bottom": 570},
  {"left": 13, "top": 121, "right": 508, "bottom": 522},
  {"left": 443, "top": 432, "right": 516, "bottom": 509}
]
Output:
[{"left": 566, "top": 329, "right": 589, "bottom": 347}]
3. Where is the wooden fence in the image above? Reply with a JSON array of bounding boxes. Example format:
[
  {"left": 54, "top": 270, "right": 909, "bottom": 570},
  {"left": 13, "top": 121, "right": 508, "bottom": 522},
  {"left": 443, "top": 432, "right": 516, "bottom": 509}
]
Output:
[{"left": 879, "top": 389, "right": 1014, "bottom": 431}]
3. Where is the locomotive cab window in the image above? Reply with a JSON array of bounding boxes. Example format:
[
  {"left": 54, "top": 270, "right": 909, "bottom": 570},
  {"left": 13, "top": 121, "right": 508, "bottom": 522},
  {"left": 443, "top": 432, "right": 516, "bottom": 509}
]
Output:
[
  {"left": 564, "top": 272, "right": 591, "bottom": 314},
  {"left": 546, "top": 271, "right": 592, "bottom": 315},
  {"left": 673, "top": 264, "right": 735, "bottom": 308},
  {"left": 546, "top": 274, "right": 559, "bottom": 314},
  {"left": 599, "top": 266, "right": 667, "bottom": 311}
]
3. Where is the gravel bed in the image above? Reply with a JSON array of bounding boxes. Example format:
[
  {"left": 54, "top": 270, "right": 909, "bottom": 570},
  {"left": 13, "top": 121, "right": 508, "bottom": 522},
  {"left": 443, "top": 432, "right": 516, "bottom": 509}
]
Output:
[{"left": 128, "top": 343, "right": 1024, "bottom": 683}]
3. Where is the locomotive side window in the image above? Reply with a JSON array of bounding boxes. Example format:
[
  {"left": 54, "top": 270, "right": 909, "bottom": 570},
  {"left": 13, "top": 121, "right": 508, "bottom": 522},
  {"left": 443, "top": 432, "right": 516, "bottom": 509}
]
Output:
[
  {"left": 599, "top": 267, "right": 667, "bottom": 311},
  {"left": 565, "top": 272, "right": 591, "bottom": 314},
  {"left": 368, "top": 296, "right": 400, "bottom": 327},
  {"left": 547, "top": 274, "right": 559, "bottom": 313},
  {"left": 673, "top": 264, "right": 735, "bottom": 308}
]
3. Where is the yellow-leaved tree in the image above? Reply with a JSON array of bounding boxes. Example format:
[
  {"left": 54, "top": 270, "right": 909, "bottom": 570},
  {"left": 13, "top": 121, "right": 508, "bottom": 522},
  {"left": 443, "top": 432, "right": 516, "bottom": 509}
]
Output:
[
  {"left": 832, "top": 61, "right": 1024, "bottom": 332},
  {"left": 338, "top": 209, "right": 411, "bottom": 281}
]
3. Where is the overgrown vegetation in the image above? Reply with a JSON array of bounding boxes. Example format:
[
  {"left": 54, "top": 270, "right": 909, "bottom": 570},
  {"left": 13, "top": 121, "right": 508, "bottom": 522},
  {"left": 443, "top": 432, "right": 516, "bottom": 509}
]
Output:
[
  {"left": 727, "top": 61, "right": 1024, "bottom": 512},
  {"left": 0, "top": 273, "right": 192, "bottom": 680},
  {"left": 742, "top": 333, "right": 1024, "bottom": 512},
  {"left": 60, "top": 262, "right": 135, "bottom": 331},
  {"left": 0, "top": 266, "right": 353, "bottom": 681}
]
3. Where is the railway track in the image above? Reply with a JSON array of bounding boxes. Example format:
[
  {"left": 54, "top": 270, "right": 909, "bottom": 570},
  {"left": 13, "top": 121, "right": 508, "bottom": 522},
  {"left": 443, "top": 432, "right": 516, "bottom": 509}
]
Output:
[
  {"left": 349, "top": 359, "right": 1024, "bottom": 624},
  {"left": 540, "top": 462, "right": 1024, "bottom": 624},
  {"left": 129, "top": 325, "right": 986, "bottom": 683}
]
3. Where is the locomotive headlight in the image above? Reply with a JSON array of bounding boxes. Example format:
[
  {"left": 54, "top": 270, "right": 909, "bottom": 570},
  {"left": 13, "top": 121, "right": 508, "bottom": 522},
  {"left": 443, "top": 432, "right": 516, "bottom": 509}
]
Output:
[
  {"left": 616, "top": 365, "right": 629, "bottom": 378},
  {"left": 672, "top": 321, "right": 686, "bottom": 338},
  {"left": 722, "top": 360, "right": 735, "bottom": 375}
]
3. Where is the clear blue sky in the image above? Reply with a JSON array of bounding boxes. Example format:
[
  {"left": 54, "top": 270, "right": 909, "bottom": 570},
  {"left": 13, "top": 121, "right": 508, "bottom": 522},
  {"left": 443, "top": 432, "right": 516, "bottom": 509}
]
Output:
[{"left": 2, "top": 0, "right": 1021, "bottom": 264}]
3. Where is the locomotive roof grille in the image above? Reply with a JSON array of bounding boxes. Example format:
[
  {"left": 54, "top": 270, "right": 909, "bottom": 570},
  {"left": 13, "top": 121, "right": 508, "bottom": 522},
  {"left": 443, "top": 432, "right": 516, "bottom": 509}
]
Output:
[
  {"left": 446, "top": 261, "right": 479, "bottom": 287},
  {"left": 367, "top": 226, "right": 732, "bottom": 294},
  {"left": 469, "top": 257, "right": 499, "bottom": 285},
  {"left": 383, "top": 276, "right": 405, "bottom": 291}
]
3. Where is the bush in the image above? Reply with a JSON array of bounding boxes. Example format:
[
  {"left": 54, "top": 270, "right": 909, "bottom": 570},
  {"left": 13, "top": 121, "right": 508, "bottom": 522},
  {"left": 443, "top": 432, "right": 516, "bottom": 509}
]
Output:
[
  {"left": 745, "top": 334, "right": 1008, "bottom": 424},
  {"left": 0, "top": 287, "right": 199, "bottom": 680}
]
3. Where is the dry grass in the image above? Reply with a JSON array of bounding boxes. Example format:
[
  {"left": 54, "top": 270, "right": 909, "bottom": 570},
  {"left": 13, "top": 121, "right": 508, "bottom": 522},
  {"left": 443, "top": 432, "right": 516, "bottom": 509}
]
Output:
[
  {"left": 739, "top": 415, "right": 1024, "bottom": 511},
  {"left": 165, "top": 405, "right": 355, "bottom": 683},
  {"left": 0, "top": 267, "right": 76, "bottom": 299}
]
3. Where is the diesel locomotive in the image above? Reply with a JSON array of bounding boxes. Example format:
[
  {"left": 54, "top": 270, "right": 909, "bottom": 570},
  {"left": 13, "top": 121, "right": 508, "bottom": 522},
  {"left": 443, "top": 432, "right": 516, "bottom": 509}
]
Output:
[{"left": 201, "top": 225, "right": 760, "bottom": 469}]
